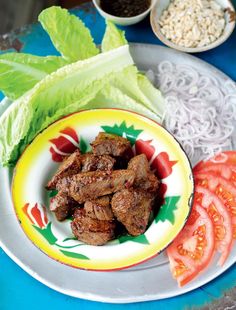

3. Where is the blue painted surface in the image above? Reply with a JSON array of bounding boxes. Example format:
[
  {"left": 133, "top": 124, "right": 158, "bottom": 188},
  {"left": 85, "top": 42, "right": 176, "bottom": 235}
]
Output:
[
  {"left": 16, "top": 5, "right": 236, "bottom": 79},
  {"left": 0, "top": 2, "right": 236, "bottom": 309},
  {"left": 0, "top": 247, "right": 235, "bottom": 310}
]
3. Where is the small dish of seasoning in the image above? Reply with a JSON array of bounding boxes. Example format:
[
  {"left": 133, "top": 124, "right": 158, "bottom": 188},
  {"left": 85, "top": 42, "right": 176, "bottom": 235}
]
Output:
[
  {"left": 150, "top": 0, "right": 235, "bottom": 53},
  {"left": 92, "top": 0, "right": 157, "bottom": 26}
]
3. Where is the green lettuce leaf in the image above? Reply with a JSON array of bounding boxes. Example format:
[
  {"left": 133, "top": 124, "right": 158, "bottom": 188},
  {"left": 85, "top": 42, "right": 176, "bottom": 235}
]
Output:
[
  {"left": 0, "top": 53, "right": 68, "bottom": 100},
  {"left": 101, "top": 21, "right": 164, "bottom": 119},
  {"left": 87, "top": 84, "right": 161, "bottom": 123},
  {"left": 111, "top": 67, "right": 163, "bottom": 115},
  {"left": 39, "top": 6, "right": 99, "bottom": 62},
  {"left": 0, "top": 98, "right": 11, "bottom": 116},
  {"left": 137, "top": 73, "right": 164, "bottom": 119},
  {"left": 0, "top": 90, "right": 34, "bottom": 165},
  {"left": 0, "top": 45, "right": 134, "bottom": 166},
  {"left": 101, "top": 20, "right": 127, "bottom": 52},
  {"left": 0, "top": 6, "right": 100, "bottom": 101}
]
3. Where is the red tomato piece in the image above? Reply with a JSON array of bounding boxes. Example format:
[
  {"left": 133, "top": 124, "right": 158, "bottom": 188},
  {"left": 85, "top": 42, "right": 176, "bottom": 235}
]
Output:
[
  {"left": 194, "top": 151, "right": 236, "bottom": 168},
  {"left": 193, "top": 151, "right": 236, "bottom": 187},
  {"left": 194, "top": 172, "right": 236, "bottom": 240},
  {"left": 194, "top": 185, "right": 233, "bottom": 266},
  {"left": 167, "top": 203, "right": 215, "bottom": 287}
]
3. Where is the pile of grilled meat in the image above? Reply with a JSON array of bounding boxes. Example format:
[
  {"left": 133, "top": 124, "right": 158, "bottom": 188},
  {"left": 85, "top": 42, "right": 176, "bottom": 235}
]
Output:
[{"left": 46, "top": 133, "right": 159, "bottom": 245}]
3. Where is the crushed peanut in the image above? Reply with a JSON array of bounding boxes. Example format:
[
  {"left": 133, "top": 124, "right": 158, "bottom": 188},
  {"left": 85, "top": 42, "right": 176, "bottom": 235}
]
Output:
[{"left": 159, "top": 0, "right": 226, "bottom": 48}]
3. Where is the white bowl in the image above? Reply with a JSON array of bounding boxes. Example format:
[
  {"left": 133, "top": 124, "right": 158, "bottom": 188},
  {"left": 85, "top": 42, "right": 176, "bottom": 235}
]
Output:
[
  {"left": 12, "top": 109, "right": 194, "bottom": 271},
  {"left": 92, "top": 0, "right": 158, "bottom": 26},
  {"left": 150, "top": 0, "right": 236, "bottom": 53}
]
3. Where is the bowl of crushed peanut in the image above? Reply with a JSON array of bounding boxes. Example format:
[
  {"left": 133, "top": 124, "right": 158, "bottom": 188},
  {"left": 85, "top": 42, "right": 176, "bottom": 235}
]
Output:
[{"left": 150, "top": 0, "right": 235, "bottom": 53}]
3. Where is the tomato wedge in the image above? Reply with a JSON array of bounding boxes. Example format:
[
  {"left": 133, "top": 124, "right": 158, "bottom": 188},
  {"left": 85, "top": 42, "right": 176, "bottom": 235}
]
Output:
[
  {"left": 195, "top": 172, "right": 236, "bottom": 240},
  {"left": 194, "top": 185, "right": 233, "bottom": 266},
  {"left": 194, "top": 151, "right": 236, "bottom": 187},
  {"left": 167, "top": 203, "right": 214, "bottom": 287}
]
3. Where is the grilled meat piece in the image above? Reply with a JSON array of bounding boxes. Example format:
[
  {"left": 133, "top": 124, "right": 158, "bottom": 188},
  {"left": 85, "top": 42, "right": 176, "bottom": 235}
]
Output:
[
  {"left": 91, "top": 132, "right": 132, "bottom": 158},
  {"left": 84, "top": 196, "right": 114, "bottom": 220},
  {"left": 145, "top": 173, "right": 160, "bottom": 193},
  {"left": 50, "top": 191, "right": 79, "bottom": 221},
  {"left": 81, "top": 154, "right": 115, "bottom": 172},
  {"left": 128, "top": 154, "right": 159, "bottom": 193},
  {"left": 128, "top": 154, "right": 149, "bottom": 182},
  {"left": 46, "top": 149, "right": 81, "bottom": 190},
  {"left": 71, "top": 208, "right": 115, "bottom": 245},
  {"left": 111, "top": 189, "right": 154, "bottom": 236},
  {"left": 57, "top": 170, "right": 135, "bottom": 203}
]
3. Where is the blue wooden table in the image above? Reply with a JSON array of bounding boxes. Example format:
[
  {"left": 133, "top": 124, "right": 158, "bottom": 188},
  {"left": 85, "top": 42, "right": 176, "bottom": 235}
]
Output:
[{"left": 0, "top": 2, "right": 236, "bottom": 309}]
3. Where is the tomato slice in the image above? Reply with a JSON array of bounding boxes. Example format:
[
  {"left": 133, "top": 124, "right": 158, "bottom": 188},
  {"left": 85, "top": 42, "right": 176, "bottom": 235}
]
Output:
[
  {"left": 167, "top": 203, "right": 215, "bottom": 287},
  {"left": 193, "top": 151, "right": 236, "bottom": 187},
  {"left": 195, "top": 172, "right": 236, "bottom": 240},
  {"left": 194, "top": 185, "right": 233, "bottom": 266},
  {"left": 194, "top": 151, "right": 236, "bottom": 169}
]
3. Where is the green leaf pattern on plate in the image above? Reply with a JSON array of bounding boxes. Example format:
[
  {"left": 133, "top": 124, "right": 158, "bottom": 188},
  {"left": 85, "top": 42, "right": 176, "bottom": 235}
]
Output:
[
  {"left": 48, "top": 189, "right": 58, "bottom": 198},
  {"left": 79, "top": 135, "right": 91, "bottom": 154},
  {"left": 102, "top": 121, "right": 143, "bottom": 145},
  {"left": 63, "top": 237, "right": 77, "bottom": 242},
  {"left": 33, "top": 222, "right": 57, "bottom": 245},
  {"left": 34, "top": 223, "right": 89, "bottom": 257},
  {"left": 59, "top": 250, "right": 89, "bottom": 260},
  {"left": 155, "top": 196, "right": 180, "bottom": 225},
  {"left": 118, "top": 234, "right": 150, "bottom": 244},
  {"left": 55, "top": 243, "right": 84, "bottom": 249}
]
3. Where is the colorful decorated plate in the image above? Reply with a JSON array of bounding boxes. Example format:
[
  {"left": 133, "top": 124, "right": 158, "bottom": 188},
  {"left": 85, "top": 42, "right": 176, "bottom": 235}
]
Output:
[{"left": 12, "top": 109, "right": 193, "bottom": 271}]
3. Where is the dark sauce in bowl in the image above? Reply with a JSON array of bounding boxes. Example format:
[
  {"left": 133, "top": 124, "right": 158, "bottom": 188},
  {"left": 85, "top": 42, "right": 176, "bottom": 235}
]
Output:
[{"left": 100, "top": 0, "right": 151, "bottom": 18}]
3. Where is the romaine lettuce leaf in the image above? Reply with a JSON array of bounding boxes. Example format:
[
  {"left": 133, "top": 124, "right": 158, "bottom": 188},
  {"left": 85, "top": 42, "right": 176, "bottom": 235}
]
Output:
[
  {"left": 39, "top": 6, "right": 99, "bottom": 62},
  {"left": 0, "top": 53, "right": 68, "bottom": 100},
  {"left": 0, "top": 45, "right": 134, "bottom": 166},
  {"left": 111, "top": 67, "right": 163, "bottom": 115},
  {"left": 0, "top": 90, "right": 34, "bottom": 165},
  {"left": 137, "top": 73, "right": 164, "bottom": 120},
  {"left": 101, "top": 21, "right": 164, "bottom": 119},
  {"left": 101, "top": 21, "right": 127, "bottom": 52},
  {"left": 87, "top": 85, "right": 161, "bottom": 123},
  {"left": 0, "top": 98, "right": 11, "bottom": 116},
  {"left": 0, "top": 6, "right": 100, "bottom": 101}
]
